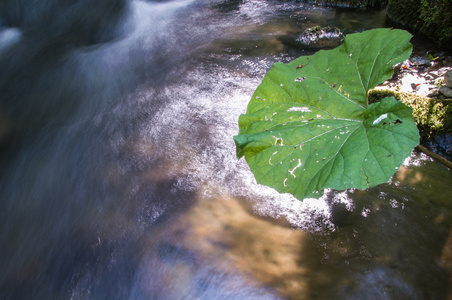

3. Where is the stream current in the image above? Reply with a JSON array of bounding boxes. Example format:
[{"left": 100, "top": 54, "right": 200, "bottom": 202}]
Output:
[{"left": 0, "top": 0, "right": 451, "bottom": 299}]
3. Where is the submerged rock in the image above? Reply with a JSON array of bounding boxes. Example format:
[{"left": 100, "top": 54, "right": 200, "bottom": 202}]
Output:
[
  {"left": 441, "top": 231, "right": 452, "bottom": 293},
  {"left": 426, "top": 133, "right": 452, "bottom": 162}
]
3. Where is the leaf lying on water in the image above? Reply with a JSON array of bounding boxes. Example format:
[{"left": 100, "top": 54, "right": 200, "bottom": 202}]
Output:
[{"left": 234, "top": 28, "right": 419, "bottom": 200}]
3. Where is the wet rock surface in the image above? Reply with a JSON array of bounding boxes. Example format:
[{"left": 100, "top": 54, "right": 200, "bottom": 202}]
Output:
[
  {"left": 281, "top": 26, "right": 344, "bottom": 51},
  {"left": 295, "top": 26, "right": 344, "bottom": 49},
  {"left": 425, "top": 134, "right": 452, "bottom": 162}
]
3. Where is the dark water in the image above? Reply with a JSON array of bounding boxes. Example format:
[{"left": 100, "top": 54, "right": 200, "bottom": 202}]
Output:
[{"left": 0, "top": 0, "right": 451, "bottom": 299}]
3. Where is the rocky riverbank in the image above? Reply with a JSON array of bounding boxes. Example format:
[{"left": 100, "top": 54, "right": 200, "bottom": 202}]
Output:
[
  {"left": 300, "top": 0, "right": 388, "bottom": 8},
  {"left": 370, "top": 53, "right": 452, "bottom": 162},
  {"left": 302, "top": 0, "right": 451, "bottom": 51}
]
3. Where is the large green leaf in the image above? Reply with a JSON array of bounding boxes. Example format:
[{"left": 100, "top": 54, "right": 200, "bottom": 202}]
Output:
[{"left": 234, "top": 28, "right": 419, "bottom": 200}]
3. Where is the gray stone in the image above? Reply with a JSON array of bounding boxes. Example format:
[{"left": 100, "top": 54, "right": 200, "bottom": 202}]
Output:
[
  {"left": 444, "top": 71, "right": 452, "bottom": 88},
  {"left": 438, "top": 67, "right": 452, "bottom": 76},
  {"left": 439, "top": 85, "right": 452, "bottom": 98},
  {"left": 429, "top": 70, "right": 440, "bottom": 78},
  {"left": 424, "top": 74, "right": 435, "bottom": 81},
  {"left": 427, "top": 88, "right": 440, "bottom": 97}
]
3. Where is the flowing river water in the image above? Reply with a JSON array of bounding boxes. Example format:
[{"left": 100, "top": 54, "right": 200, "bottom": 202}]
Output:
[{"left": 0, "top": 0, "right": 451, "bottom": 299}]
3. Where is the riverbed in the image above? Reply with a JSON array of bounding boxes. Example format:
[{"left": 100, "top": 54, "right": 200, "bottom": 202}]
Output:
[{"left": 0, "top": 1, "right": 451, "bottom": 299}]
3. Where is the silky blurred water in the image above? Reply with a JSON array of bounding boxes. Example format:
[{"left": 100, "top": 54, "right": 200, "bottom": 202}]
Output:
[{"left": 0, "top": 1, "right": 451, "bottom": 299}]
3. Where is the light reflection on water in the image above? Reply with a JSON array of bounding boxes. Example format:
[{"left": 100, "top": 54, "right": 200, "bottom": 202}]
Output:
[{"left": 0, "top": 0, "right": 451, "bottom": 299}]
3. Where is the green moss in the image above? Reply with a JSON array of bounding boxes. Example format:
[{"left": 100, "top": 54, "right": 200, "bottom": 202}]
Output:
[
  {"left": 388, "top": 0, "right": 452, "bottom": 50},
  {"left": 434, "top": 77, "right": 444, "bottom": 88},
  {"left": 419, "top": 0, "right": 452, "bottom": 48},
  {"left": 387, "top": 0, "right": 420, "bottom": 25},
  {"left": 369, "top": 89, "right": 452, "bottom": 141}
]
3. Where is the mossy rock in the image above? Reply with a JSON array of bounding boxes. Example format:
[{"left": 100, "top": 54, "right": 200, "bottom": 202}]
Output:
[
  {"left": 369, "top": 89, "right": 452, "bottom": 141},
  {"left": 296, "top": 26, "right": 344, "bottom": 49},
  {"left": 312, "top": 0, "right": 388, "bottom": 8}
]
